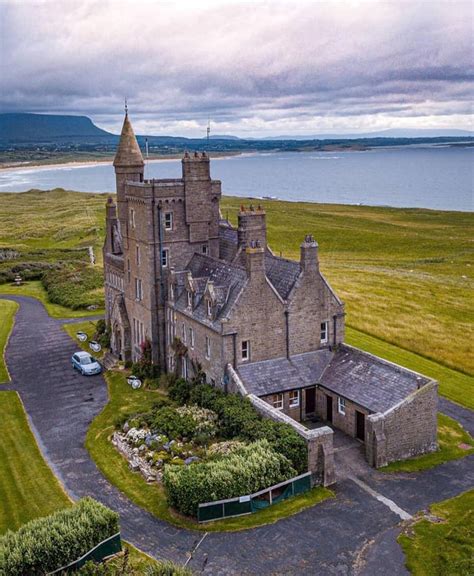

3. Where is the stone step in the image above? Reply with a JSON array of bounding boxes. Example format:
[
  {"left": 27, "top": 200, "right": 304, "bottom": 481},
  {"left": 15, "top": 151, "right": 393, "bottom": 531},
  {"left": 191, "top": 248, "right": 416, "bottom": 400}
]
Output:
[{"left": 102, "top": 351, "right": 119, "bottom": 370}]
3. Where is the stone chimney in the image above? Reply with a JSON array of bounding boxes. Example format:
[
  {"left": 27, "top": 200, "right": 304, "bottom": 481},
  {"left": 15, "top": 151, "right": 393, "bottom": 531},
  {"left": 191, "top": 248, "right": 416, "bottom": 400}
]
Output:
[
  {"left": 238, "top": 205, "right": 267, "bottom": 249},
  {"left": 245, "top": 240, "right": 265, "bottom": 280},
  {"left": 300, "top": 234, "right": 319, "bottom": 273}
]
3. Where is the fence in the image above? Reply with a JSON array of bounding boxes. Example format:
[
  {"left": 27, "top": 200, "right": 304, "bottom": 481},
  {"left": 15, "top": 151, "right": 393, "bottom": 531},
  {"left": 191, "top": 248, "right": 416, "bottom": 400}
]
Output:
[
  {"left": 47, "top": 532, "right": 122, "bottom": 574},
  {"left": 197, "top": 472, "right": 312, "bottom": 522}
]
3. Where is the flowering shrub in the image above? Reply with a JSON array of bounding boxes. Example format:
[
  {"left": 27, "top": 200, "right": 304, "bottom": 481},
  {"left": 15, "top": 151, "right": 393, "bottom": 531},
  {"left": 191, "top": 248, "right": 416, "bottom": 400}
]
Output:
[
  {"left": 168, "top": 379, "right": 308, "bottom": 472},
  {"left": 207, "top": 440, "right": 245, "bottom": 456},
  {"left": 176, "top": 405, "right": 218, "bottom": 437},
  {"left": 163, "top": 439, "right": 296, "bottom": 517}
]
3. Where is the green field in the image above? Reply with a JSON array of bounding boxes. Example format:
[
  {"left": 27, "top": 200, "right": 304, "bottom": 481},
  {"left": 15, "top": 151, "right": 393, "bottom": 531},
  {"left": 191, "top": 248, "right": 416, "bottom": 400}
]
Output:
[
  {"left": 1, "top": 189, "right": 472, "bottom": 394},
  {"left": 0, "top": 392, "right": 71, "bottom": 534},
  {"left": 0, "top": 300, "right": 18, "bottom": 382},
  {"left": 399, "top": 489, "right": 474, "bottom": 576}
]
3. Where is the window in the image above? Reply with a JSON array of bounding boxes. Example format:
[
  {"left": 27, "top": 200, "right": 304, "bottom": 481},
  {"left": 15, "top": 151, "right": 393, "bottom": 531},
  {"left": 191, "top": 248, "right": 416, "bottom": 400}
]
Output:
[
  {"left": 207, "top": 299, "right": 212, "bottom": 317},
  {"left": 127, "top": 259, "right": 131, "bottom": 283},
  {"left": 338, "top": 397, "right": 346, "bottom": 415},
  {"left": 202, "top": 244, "right": 209, "bottom": 255},
  {"left": 161, "top": 248, "right": 169, "bottom": 268},
  {"left": 320, "top": 321, "right": 329, "bottom": 344},
  {"left": 189, "top": 327, "right": 194, "bottom": 349},
  {"left": 182, "top": 356, "right": 188, "bottom": 380},
  {"left": 273, "top": 393, "right": 283, "bottom": 410},
  {"left": 164, "top": 212, "right": 173, "bottom": 231},
  {"left": 136, "top": 245, "right": 140, "bottom": 266},
  {"left": 241, "top": 340, "right": 250, "bottom": 361},
  {"left": 168, "top": 354, "right": 175, "bottom": 371},
  {"left": 205, "top": 336, "right": 211, "bottom": 359},
  {"left": 289, "top": 390, "right": 300, "bottom": 408},
  {"left": 130, "top": 208, "right": 136, "bottom": 229},
  {"left": 187, "top": 290, "right": 193, "bottom": 309},
  {"left": 169, "top": 283, "right": 174, "bottom": 301},
  {"left": 181, "top": 322, "right": 186, "bottom": 343},
  {"left": 135, "top": 278, "right": 143, "bottom": 301}
]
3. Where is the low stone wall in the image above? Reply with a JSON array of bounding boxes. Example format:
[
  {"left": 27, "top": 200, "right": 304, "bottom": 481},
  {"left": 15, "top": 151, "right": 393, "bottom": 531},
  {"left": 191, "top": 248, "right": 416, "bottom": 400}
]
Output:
[
  {"left": 366, "top": 380, "right": 438, "bottom": 467},
  {"left": 112, "top": 432, "right": 160, "bottom": 483},
  {"left": 227, "top": 365, "right": 336, "bottom": 486}
]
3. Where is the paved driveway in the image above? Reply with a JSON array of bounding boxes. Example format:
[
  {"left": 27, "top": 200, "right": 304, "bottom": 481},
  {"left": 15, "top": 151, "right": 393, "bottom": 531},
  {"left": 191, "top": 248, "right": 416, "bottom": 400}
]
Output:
[{"left": 1, "top": 295, "right": 473, "bottom": 575}]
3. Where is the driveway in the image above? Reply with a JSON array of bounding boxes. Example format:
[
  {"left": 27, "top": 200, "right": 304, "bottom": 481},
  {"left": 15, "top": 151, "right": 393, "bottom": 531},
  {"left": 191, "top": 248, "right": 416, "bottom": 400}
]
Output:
[{"left": 1, "top": 295, "right": 473, "bottom": 575}]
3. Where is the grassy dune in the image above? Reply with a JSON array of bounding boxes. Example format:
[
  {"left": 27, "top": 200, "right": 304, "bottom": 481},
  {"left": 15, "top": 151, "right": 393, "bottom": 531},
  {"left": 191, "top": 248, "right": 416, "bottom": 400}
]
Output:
[
  {"left": 1, "top": 189, "right": 472, "bottom": 378},
  {"left": 0, "top": 392, "right": 71, "bottom": 533}
]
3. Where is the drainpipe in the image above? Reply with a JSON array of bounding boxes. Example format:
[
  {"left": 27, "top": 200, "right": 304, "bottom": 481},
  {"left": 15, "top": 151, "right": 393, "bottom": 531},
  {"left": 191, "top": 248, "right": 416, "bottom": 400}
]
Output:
[
  {"left": 333, "top": 314, "right": 337, "bottom": 348},
  {"left": 285, "top": 310, "right": 290, "bottom": 359},
  {"left": 156, "top": 200, "right": 167, "bottom": 369},
  {"left": 232, "top": 333, "right": 237, "bottom": 369}
]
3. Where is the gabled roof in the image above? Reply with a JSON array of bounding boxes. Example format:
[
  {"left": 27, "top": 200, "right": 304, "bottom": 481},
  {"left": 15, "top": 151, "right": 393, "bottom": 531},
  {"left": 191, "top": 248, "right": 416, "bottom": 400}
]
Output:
[
  {"left": 113, "top": 113, "right": 144, "bottom": 167},
  {"left": 265, "top": 253, "right": 301, "bottom": 300}
]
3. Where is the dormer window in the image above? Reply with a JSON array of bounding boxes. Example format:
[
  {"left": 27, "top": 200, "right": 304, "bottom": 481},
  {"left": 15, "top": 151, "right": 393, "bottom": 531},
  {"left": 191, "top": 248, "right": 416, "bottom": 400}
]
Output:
[
  {"left": 207, "top": 299, "right": 212, "bottom": 317},
  {"left": 164, "top": 212, "right": 173, "bottom": 231},
  {"left": 187, "top": 290, "right": 193, "bottom": 309}
]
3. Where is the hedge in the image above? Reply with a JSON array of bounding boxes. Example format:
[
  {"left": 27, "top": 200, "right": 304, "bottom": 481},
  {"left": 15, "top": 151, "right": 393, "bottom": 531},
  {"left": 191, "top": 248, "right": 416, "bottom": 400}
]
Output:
[
  {"left": 42, "top": 263, "right": 104, "bottom": 309},
  {"left": 0, "top": 498, "right": 119, "bottom": 576},
  {"left": 168, "top": 380, "right": 308, "bottom": 472},
  {"left": 163, "top": 439, "right": 296, "bottom": 516}
]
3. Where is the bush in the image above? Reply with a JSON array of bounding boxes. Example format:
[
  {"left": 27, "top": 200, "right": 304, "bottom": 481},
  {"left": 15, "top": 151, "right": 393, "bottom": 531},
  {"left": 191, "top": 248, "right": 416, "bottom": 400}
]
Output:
[
  {"left": 131, "top": 339, "right": 160, "bottom": 382},
  {"left": 42, "top": 263, "right": 104, "bottom": 309},
  {"left": 0, "top": 497, "right": 119, "bottom": 576},
  {"left": 76, "top": 550, "right": 192, "bottom": 576},
  {"left": 94, "top": 319, "right": 111, "bottom": 349},
  {"left": 163, "top": 439, "right": 296, "bottom": 516},
  {"left": 151, "top": 406, "right": 197, "bottom": 439},
  {"left": 167, "top": 380, "right": 308, "bottom": 472}
]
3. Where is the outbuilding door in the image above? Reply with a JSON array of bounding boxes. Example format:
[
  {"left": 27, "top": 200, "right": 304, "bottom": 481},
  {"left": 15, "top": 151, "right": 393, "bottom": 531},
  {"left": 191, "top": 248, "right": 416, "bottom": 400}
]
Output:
[
  {"left": 326, "top": 395, "right": 333, "bottom": 422},
  {"left": 305, "top": 387, "right": 316, "bottom": 415},
  {"left": 356, "top": 410, "right": 365, "bottom": 441}
]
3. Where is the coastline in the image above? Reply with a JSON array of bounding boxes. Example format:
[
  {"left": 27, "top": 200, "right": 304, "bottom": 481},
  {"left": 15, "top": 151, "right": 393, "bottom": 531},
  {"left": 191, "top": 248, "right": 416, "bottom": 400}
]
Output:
[{"left": 0, "top": 151, "right": 243, "bottom": 173}]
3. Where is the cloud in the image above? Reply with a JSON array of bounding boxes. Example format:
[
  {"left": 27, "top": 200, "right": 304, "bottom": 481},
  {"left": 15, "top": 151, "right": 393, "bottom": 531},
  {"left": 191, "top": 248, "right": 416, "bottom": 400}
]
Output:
[{"left": 0, "top": 0, "right": 472, "bottom": 136}]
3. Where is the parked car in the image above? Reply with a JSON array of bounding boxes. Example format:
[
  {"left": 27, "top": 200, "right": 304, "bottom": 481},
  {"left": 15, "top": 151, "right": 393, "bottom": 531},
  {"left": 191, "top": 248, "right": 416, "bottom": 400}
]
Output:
[{"left": 71, "top": 351, "right": 102, "bottom": 376}]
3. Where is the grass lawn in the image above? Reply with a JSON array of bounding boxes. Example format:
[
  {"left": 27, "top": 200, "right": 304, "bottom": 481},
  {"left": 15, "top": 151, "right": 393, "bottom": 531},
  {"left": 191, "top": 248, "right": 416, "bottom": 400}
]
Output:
[
  {"left": 0, "top": 391, "right": 71, "bottom": 534},
  {"left": 0, "top": 299, "right": 18, "bottom": 382},
  {"left": 346, "top": 327, "right": 474, "bottom": 410},
  {"left": 382, "top": 413, "right": 474, "bottom": 473},
  {"left": 398, "top": 489, "right": 474, "bottom": 576},
  {"left": 0, "top": 280, "right": 104, "bottom": 318},
  {"left": 85, "top": 369, "right": 333, "bottom": 532},
  {"left": 63, "top": 320, "right": 106, "bottom": 359}
]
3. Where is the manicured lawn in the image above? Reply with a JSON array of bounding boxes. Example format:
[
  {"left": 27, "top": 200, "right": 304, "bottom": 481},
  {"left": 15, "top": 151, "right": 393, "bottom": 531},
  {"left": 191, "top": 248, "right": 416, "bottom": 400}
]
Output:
[
  {"left": 346, "top": 327, "right": 474, "bottom": 410},
  {"left": 398, "top": 489, "right": 474, "bottom": 576},
  {"left": 0, "top": 281, "right": 104, "bottom": 318},
  {"left": 382, "top": 414, "right": 474, "bottom": 473},
  {"left": 86, "top": 370, "right": 333, "bottom": 532},
  {"left": 0, "top": 299, "right": 18, "bottom": 382},
  {"left": 0, "top": 391, "right": 71, "bottom": 534},
  {"left": 63, "top": 320, "right": 106, "bottom": 359}
]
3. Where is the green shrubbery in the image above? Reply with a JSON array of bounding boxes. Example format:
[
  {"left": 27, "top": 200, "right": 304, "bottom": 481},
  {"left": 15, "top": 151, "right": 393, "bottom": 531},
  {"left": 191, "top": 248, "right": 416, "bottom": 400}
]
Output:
[
  {"left": 42, "top": 263, "right": 104, "bottom": 309},
  {"left": 168, "top": 379, "right": 308, "bottom": 472},
  {"left": 163, "top": 439, "right": 296, "bottom": 516},
  {"left": 77, "top": 551, "right": 192, "bottom": 576},
  {"left": 94, "top": 319, "right": 111, "bottom": 349},
  {"left": 0, "top": 497, "right": 119, "bottom": 576}
]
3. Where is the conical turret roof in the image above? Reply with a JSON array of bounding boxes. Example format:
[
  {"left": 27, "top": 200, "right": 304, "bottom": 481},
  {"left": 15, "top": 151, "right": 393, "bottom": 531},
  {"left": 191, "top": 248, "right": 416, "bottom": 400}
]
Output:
[{"left": 113, "top": 113, "right": 144, "bottom": 167}]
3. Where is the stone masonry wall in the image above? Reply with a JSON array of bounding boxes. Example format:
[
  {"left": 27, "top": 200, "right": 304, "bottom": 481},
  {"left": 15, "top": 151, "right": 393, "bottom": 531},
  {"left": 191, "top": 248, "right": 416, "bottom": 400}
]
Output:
[{"left": 366, "top": 381, "right": 438, "bottom": 467}]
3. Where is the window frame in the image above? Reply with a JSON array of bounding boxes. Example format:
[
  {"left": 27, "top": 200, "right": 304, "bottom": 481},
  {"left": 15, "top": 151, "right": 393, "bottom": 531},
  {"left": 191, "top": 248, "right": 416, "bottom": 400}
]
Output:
[
  {"left": 130, "top": 208, "right": 136, "bottom": 229},
  {"left": 189, "top": 327, "right": 194, "bottom": 349},
  {"left": 337, "top": 396, "right": 346, "bottom": 415},
  {"left": 241, "top": 340, "right": 250, "bottom": 362},
  {"left": 289, "top": 390, "right": 300, "bottom": 408},
  {"left": 207, "top": 299, "right": 212, "bottom": 317},
  {"left": 273, "top": 393, "right": 284, "bottom": 410},
  {"left": 164, "top": 212, "right": 173, "bottom": 231},
  {"left": 161, "top": 248, "right": 169, "bottom": 268},
  {"left": 320, "top": 321, "right": 329, "bottom": 344},
  {"left": 205, "top": 335, "right": 211, "bottom": 359},
  {"left": 187, "top": 290, "right": 193, "bottom": 309}
]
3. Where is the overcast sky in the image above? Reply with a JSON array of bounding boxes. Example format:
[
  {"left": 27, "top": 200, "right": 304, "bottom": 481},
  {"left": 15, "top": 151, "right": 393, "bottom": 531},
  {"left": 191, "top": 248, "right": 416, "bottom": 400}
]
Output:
[{"left": 0, "top": 0, "right": 472, "bottom": 137}]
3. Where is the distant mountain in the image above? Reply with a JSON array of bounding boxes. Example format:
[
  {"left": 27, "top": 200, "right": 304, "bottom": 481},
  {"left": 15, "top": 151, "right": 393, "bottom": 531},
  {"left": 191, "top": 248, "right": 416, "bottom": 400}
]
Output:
[
  {"left": 256, "top": 128, "right": 474, "bottom": 140},
  {"left": 0, "top": 113, "right": 112, "bottom": 142},
  {"left": 209, "top": 134, "right": 241, "bottom": 140}
]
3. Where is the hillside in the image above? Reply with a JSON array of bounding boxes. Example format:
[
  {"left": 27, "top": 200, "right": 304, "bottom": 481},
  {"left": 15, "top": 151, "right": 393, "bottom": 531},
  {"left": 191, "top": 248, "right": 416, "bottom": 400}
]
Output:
[{"left": 0, "top": 113, "right": 112, "bottom": 142}]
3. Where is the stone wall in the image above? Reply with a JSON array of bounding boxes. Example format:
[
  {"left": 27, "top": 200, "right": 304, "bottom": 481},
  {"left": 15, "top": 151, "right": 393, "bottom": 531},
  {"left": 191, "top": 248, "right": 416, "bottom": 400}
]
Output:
[
  {"left": 366, "top": 380, "right": 438, "bottom": 467},
  {"left": 315, "top": 387, "right": 370, "bottom": 439}
]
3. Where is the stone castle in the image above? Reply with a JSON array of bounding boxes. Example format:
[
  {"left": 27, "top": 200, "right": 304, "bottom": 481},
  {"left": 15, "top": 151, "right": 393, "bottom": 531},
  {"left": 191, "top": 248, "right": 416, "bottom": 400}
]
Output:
[{"left": 104, "top": 112, "right": 438, "bottom": 470}]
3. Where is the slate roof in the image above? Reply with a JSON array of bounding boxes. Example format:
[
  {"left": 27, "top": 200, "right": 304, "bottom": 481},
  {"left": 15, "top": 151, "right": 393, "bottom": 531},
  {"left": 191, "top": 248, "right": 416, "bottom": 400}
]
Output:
[
  {"left": 113, "top": 113, "right": 144, "bottom": 167},
  {"left": 237, "top": 345, "right": 430, "bottom": 414},
  {"left": 173, "top": 253, "right": 247, "bottom": 328}
]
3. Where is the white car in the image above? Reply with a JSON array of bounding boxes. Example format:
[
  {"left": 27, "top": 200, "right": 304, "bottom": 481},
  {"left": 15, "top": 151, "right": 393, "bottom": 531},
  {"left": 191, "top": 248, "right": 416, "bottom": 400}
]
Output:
[{"left": 71, "top": 351, "right": 102, "bottom": 376}]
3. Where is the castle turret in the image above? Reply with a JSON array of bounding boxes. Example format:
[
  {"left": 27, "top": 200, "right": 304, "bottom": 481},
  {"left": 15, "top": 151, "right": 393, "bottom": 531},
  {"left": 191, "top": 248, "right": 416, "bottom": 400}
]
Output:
[{"left": 113, "top": 111, "right": 144, "bottom": 247}]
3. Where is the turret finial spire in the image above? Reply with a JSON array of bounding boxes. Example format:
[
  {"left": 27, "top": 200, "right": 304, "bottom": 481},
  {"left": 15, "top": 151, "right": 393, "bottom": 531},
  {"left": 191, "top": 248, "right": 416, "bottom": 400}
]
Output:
[{"left": 124, "top": 97, "right": 128, "bottom": 116}]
